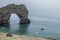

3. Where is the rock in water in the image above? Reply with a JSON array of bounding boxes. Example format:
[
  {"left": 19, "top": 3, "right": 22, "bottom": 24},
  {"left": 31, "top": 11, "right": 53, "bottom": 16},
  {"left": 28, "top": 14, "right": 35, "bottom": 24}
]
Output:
[{"left": 40, "top": 28, "right": 44, "bottom": 31}]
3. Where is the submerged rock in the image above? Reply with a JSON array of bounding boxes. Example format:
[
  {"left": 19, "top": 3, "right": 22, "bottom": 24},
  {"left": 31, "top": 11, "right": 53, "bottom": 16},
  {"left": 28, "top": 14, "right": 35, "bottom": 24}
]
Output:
[{"left": 40, "top": 28, "right": 44, "bottom": 31}]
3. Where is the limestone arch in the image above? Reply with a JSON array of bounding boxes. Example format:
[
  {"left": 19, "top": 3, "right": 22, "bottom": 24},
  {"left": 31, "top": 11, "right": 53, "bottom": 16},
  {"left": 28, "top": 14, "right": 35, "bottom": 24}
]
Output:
[{"left": 0, "top": 4, "right": 30, "bottom": 25}]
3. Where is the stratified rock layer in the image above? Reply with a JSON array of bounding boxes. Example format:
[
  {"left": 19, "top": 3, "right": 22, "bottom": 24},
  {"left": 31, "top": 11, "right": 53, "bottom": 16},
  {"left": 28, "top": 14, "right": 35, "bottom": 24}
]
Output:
[{"left": 0, "top": 4, "right": 30, "bottom": 25}]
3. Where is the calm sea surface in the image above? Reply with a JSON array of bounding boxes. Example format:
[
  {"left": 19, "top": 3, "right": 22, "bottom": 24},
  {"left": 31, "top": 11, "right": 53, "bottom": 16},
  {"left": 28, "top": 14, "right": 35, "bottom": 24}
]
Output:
[{"left": 0, "top": 0, "right": 60, "bottom": 40}]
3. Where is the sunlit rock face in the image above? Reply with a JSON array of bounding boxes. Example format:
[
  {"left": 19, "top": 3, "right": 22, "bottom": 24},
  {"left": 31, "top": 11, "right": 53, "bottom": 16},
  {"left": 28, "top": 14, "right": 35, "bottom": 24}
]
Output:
[{"left": 0, "top": 4, "right": 30, "bottom": 25}]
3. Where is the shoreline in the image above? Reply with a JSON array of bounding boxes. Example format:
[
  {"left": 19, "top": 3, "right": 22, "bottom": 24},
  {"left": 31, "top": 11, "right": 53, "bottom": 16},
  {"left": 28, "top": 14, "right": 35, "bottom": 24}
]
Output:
[{"left": 0, "top": 32, "right": 56, "bottom": 40}]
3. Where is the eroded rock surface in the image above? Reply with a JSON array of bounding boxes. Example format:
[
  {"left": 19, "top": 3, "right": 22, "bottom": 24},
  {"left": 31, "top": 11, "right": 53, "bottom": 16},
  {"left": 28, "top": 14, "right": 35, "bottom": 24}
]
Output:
[{"left": 0, "top": 4, "right": 30, "bottom": 25}]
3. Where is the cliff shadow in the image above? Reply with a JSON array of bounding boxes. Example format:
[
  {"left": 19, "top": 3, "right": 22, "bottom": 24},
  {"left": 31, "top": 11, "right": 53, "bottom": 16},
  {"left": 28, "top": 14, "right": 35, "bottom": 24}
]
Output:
[{"left": 19, "top": 24, "right": 30, "bottom": 35}]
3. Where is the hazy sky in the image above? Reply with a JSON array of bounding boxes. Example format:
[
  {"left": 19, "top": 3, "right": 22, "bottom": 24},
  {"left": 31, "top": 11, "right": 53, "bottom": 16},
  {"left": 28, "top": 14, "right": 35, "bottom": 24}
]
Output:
[
  {"left": 0, "top": 0, "right": 60, "bottom": 20},
  {"left": 0, "top": 0, "right": 60, "bottom": 16},
  {"left": 0, "top": 0, "right": 60, "bottom": 7},
  {"left": 0, "top": 0, "right": 60, "bottom": 9}
]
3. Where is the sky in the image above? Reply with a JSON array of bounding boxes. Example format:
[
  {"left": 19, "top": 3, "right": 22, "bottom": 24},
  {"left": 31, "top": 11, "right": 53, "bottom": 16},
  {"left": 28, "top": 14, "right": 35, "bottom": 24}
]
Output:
[
  {"left": 0, "top": 0, "right": 60, "bottom": 21},
  {"left": 0, "top": 0, "right": 60, "bottom": 7},
  {"left": 0, "top": 0, "right": 60, "bottom": 9}
]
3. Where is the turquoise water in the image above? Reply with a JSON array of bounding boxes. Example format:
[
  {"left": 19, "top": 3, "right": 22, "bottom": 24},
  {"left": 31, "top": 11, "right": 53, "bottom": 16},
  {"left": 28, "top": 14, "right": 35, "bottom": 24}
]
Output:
[
  {"left": 0, "top": 19, "right": 60, "bottom": 40},
  {"left": 0, "top": 0, "right": 60, "bottom": 40},
  {"left": 0, "top": 14, "right": 60, "bottom": 40}
]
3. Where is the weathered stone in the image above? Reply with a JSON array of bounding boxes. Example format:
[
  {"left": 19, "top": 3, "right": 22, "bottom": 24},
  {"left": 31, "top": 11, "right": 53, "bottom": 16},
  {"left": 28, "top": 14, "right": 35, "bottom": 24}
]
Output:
[
  {"left": 20, "top": 19, "right": 30, "bottom": 24},
  {"left": 6, "top": 33, "right": 12, "bottom": 37},
  {"left": 0, "top": 4, "right": 30, "bottom": 25}
]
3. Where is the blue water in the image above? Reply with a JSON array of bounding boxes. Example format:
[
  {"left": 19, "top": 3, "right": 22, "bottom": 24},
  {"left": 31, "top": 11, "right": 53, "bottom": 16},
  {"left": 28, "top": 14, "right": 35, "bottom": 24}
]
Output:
[{"left": 0, "top": 0, "right": 60, "bottom": 40}]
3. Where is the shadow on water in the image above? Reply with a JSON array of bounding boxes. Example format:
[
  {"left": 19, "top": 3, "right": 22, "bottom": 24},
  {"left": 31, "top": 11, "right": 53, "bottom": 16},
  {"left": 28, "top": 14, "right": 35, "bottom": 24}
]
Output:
[
  {"left": 9, "top": 23, "right": 30, "bottom": 35},
  {"left": 0, "top": 25, "right": 9, "bottom": 33},
  {"left": 0, "top": 13, "right": 30, "bottom": 35},
  {"left": 0, "top": 23, "right": 30, "bottom": 35},
  {"left": 19, "top": 24, "right": 30, "bottom": 35}
]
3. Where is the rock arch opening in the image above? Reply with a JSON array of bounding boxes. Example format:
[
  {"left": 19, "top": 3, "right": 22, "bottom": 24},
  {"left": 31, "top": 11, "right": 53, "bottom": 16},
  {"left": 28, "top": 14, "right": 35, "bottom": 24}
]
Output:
[
  {"left": 9, "top": 13, "right": 20, "bottom": 24},
  {"left": 9, "top": 13, "right": 20, "bottom": 33}
]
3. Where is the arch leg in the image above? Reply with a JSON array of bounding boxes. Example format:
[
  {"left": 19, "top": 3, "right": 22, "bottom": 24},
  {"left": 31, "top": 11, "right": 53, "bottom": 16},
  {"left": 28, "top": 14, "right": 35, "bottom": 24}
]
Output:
[{"left": 20, "top": 18, "right": 30, "bottom": 24}]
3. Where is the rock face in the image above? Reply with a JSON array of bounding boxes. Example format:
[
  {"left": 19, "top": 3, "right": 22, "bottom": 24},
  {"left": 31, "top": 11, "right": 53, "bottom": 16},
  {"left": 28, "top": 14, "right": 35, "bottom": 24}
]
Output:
[{"left": 0, "top": 4, "right": 30, "bottom": 25}]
